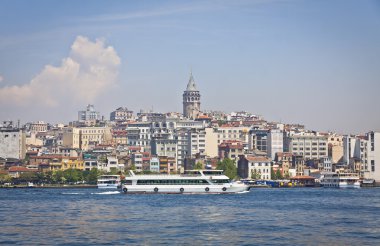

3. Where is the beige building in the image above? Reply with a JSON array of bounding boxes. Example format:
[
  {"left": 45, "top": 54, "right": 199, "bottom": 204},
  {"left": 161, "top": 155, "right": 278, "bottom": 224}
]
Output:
[
  {"left": 112, "top": 130, "right": 128, "bottom": 145},
  {"left": 216, "top": 126, "right": 250, "bottom": 145},
  {"left": 26, "top": 132, "right": 44, "bottom": 146},
  {"left": 63, "top": 127, "right": 81, "bottom": 149},
  {"left": 328, "top": 134, "right": 343, "bottom": 163},
  {"left": 204, "top": 127, "right": 218, "bottom": 158},
  {"left": 275, "top": 152, "right": 293, "bottom": 177},
  {"left": 218, "top": 140, "right": 244, "bottom": 161},
  {"left": 80, "top": 127, "right": 112, "bottom": 151},
  {"left": 30, "top": 121, "right": 48, "bottom": 133},
  {"left": 63, "top": 127, "right": 112, "bottom": 151}
]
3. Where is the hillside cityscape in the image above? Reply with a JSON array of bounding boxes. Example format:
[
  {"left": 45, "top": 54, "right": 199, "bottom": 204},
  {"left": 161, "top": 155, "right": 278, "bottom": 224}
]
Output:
[{"left": 0, "top": 73, "right": 379, "bottom": 186}]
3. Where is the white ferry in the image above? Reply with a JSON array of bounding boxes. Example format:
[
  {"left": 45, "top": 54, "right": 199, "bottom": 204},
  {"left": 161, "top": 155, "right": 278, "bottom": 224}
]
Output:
[
  {"left": 121, "top": 170, "right": 250, "bottom": 194},
  {"left": 97, "top": 175, "right": 121, "bottom": 189},
  {"left": 320, "top": 172, "right": 361, "bottom": 188}
]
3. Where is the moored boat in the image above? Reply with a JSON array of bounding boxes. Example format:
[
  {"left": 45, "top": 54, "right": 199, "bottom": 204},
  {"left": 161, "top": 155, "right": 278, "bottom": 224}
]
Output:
[
  {"left": 320, "top": 172, "right": 360, "bottom": 188},
  {"left": 97, "top": 175, "right": 121, "bottom": 189},
  {"left": 121, "top": 170, "right": 250, "bottom": 194}
]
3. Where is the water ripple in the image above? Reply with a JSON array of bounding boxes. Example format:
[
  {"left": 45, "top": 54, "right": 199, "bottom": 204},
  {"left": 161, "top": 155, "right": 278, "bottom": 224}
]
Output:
[{"left": 0, "top": 188, "right": 380, "bottom": 245}]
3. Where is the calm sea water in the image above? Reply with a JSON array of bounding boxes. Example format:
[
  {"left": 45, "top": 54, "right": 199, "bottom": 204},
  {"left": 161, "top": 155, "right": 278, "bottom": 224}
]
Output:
[{"left": 0, "top": 188, "right": 379, "bottom": 245}]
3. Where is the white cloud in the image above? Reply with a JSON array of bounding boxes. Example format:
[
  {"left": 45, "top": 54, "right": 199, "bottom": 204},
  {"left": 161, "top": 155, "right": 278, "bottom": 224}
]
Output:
[{"left": 0, "top": 36, "right": 120, "bottom": 107}]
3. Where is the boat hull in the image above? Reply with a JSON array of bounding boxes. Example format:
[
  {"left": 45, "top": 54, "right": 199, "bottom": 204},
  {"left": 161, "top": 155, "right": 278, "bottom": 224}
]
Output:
[
  {"left": 339, "top": 181, "right": 361, "bottom": 188},
  {"left": 97, "top": 184, "right": 121, "bottom": 189},
  {"left": 121, "top": 183, "right": 250, "bottom": 194}
]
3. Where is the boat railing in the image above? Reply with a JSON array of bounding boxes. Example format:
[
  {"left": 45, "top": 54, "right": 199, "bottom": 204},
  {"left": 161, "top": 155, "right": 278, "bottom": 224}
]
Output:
[{"left": 125, "top": 173, "right": 203, "bottom": 178}]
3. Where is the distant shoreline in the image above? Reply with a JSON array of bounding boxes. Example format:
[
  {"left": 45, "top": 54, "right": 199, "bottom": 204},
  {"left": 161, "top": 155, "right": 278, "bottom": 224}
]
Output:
[{"left": 0, "top": 185, "right": 97, "bottom": 189}]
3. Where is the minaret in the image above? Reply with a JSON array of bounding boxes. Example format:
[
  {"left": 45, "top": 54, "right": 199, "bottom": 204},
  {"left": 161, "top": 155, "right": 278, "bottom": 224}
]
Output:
[{"left": 183, "top": 72, "right": 201, "bottom": 119}]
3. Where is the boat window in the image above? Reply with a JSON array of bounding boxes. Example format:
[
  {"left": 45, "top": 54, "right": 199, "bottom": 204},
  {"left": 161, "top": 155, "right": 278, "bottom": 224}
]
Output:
[
  {"left": 211, "top": 179, "right": 230, "bottom": 184},
  {"left": 136, "top": 179, "right": 213, "bottom": 185}
]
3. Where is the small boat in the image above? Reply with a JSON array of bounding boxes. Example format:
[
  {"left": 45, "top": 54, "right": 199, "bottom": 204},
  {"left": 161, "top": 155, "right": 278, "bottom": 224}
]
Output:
[
  {"left": 121, "top": 170, "right": 250, "bottom": 194},
  {"left": 97, "top": 175, "right": 121, "bottom": 189}
]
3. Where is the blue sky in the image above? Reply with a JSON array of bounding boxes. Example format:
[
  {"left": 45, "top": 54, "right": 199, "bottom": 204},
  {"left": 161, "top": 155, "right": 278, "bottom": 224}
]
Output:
[{"left": 0, "top": 0, "right": 379, "bottom": 134}]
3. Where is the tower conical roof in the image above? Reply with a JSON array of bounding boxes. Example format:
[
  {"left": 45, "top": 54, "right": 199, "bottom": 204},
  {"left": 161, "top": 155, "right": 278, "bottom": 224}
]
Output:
[{"left": 186, "top": 72, "right": 197, "bottom": 91}]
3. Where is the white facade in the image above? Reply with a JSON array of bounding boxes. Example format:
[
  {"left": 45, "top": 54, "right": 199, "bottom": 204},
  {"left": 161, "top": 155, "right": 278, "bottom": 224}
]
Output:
[
  {"left": 110, "top": 107, "right": 134, "bottom": 121},
  {"left": 151, "top": 138, "right": 177, "bottom": 159},
  {"left": 126, "top": 123, "right": 151, "bottom": 147},
  {"left": 364, "top": 132, "right": 380, "bottom": 182},
  {"left": 267, "top": 129, "right": 283, "bottom": 160},
  {"left": 106, "top": 156, "right": 124, "bottom": 172},
  {"left": 150, "top": 157, "right": 160, "bottom": 173},
  {"left": 30, "top": 121, "right": 48, "bottom": 133},
  {"left": 322, "top": 157, "right": 333, "bottom": 172},
  {"left": 188, "top": 129, "right": 206, "bottom": 157},
  {"left": 84, "top": 159, "right": 98, "bottom": 171},
  {"left": 0, "top": 128, "right": 26, "bottom": 159},
  {"left": 343, "top": 135, "right": 361, "bottom": 164},
  {"left": 248, "top": 160, "right": 272, "bottom": 180},
  {"left": 78, "top": 104, "right": 100, "bottom": 122},
  {"left": 132, "top": 152, "right": 143, "bottom": 172}
]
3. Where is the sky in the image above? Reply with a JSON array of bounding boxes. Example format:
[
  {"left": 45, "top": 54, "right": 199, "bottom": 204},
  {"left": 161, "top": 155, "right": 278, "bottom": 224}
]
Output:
[{"left": 0, "top": 0, "right": 379, "bottom": 134}]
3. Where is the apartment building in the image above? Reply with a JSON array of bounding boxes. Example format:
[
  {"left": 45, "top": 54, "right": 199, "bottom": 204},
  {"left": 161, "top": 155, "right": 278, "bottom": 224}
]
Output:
[{"left": 288, "top": 134, "right": 328, "bottom": 160}]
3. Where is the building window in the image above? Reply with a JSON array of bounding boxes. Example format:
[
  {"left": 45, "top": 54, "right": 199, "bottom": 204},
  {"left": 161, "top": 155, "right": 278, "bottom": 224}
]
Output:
[{"left": 371, "top": 160, "right": 375, "bottom": 172}]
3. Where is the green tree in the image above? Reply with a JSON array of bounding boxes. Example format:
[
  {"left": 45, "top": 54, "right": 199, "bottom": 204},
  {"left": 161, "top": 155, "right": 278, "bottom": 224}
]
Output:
[
  {"left": 87, "top": 168, "right": 99, "bottom": 184},
  {"left": 275, "top": 169, "right": 283, "bottom": 180},
  {"left": 63, "top": 169, "right": 82, "bottom": 183},
  {"left": 284, "top": 172, "right": 290, "bottom": 179},
  {"left": 53, "top": 170, "right": 65, "bottom": 184},
  {"left": 194, "top": 161, "right": 203, "bottom": 170},
  {"left": 98, "top": 155, "right": 107, "bottom": 163},
  {"left": 130, "top": 164, "right": 136, "bottom": 171},
  {"left": 271, "top": 167, "right": 275, "bottom": 180},
  {"left": 35, "top": 172, "right": 46, "bottom": 184},
  {"left": 0, "top": 173, "right": 12, "bottom": 184},
  {"left": 108, "top": 167, "right": 119, "bottom": 175},
  {"left": 44, "top": 171, "right": 54, "bottom": 184},
  {"left": 250, "top": 169, "right": 261, "bottom": 180},
  {"left": 217, "top": 158, "right": 237, "bottom": 180},
  {"left": 19, "top": 172, "right": 38, "bottom": 183}
]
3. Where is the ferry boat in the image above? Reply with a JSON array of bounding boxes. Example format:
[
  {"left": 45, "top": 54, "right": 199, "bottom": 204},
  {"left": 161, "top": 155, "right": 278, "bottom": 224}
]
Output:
[
  {"left": 97, "top": 175, "right": 121, "bottom": 189},
  {"left": 320, "top": 172, "right": 361, "bottom": 188},
  {"left": 121, "top": 170, "right": 250, "bottom": 194}
]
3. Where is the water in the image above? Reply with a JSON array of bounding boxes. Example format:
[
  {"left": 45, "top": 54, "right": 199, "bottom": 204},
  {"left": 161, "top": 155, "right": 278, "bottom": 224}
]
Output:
[{"left": 1, "top": 188, "right": 380, "bottom": 245}]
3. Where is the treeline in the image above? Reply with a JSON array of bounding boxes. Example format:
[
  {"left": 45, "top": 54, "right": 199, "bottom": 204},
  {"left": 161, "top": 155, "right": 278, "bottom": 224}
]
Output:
[{"left": 0, "top": 168, "right": 115, "bottom": 185}]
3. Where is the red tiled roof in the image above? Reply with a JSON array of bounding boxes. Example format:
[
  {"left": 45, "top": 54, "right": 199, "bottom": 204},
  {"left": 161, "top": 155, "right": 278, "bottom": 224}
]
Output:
[
  {"left": 246, "top": 156, "right": 271, "bottom": 162},
  {"left": 31, "top": 155, "right": 63, "bottom": 160},
  {"left": 276, "top": 152, "right": 293, "bottom": 157},
  {"left": 290, "top": 175, "right": 315, "bottom": 180},
  {"left": 196, "top": 115, "right": 211, "bottom": 119},
  {"left": 8, "top": 166, "right": 37, "bottom": 172}
]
